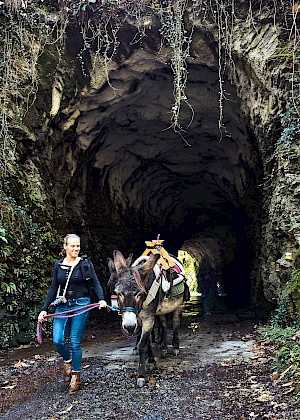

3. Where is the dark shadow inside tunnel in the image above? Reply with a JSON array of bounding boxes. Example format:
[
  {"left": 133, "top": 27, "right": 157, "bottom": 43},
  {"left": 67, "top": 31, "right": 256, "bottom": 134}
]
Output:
[
  {"left": 84, "top": 149, "right": 261, "bottom": 312},
  {"left": 179, "top": 204, "right": 255, "bottom": 312}
]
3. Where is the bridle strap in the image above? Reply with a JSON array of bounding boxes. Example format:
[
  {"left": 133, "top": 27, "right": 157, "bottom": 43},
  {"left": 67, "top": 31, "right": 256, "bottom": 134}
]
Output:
[{"left": 121, "top": 306, "right": 137, "bottom": 314}]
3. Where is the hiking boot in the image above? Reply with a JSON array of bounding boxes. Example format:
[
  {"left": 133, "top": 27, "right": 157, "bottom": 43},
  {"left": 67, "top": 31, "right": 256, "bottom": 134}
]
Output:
[
  {"left": 64, "top": 361, "right": 72, "bottom": 383},
  {"left": 68, "top": 372, "right": 81, "bottom": 394}
]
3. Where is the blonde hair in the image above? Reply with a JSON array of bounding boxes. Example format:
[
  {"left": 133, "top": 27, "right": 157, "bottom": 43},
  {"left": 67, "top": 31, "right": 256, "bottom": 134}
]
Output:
[
  {"left": 59, "top": 233, "right": 80, "bottom": 257},
  {"left": 63, "top": 233, "right": 80, "bottom": 245}
]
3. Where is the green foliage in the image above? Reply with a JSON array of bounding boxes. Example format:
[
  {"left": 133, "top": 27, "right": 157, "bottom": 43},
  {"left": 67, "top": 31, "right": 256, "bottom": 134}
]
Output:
[
  {"left": 36, "top": 44, "right": 60, "bottom": 88},
  {"left": 0, "top": 227, "right": 8, "bottom": 243},
  {"left": 0, "top": 227, "right": 13, "bottom": 261},
  {"left": 271, "top": 275, "right": 300, "bottom": 329},
  {"left": 276, "top": 107, "right": 300, "bottom": 150},
  {"left": 259, "top": 255, "right": 300, "bottom": 398},
  {"left": 1, "top": 281, "right": 17, "bottom": 294},
  {"left": 259, "top": 324, "right": 300, "bottom": 370},
  {"left": 0, "top": 320, "right": 20, "bottom": 348},
  {"left": 288, "top": 268, "right": 300, "bottom": 294},
  {"left": 0, "top": 9, "right": 57, "bottom": 173},
  {"left": 272, "top": 294, "right": 296, "bottom": 329},
  {"left": 271, "top": 246, "right": 300, "bottom": 330},
  {"left": 178, "top": 250, "right": 198, "bottom": 292},
  {"left": 0, "top": 181, "right": 61, "bottom": 348},
  {"left": 289, "top": 223, "right": 300, "bottom": 231},
  {"left": 275, "top": 51, "right": 300, "bottom": 150}
]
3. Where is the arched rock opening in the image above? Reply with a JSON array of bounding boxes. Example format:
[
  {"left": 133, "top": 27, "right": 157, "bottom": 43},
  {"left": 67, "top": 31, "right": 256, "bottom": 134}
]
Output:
[{"left": 45, "top": 24, "right": 263, "bottom": 310}]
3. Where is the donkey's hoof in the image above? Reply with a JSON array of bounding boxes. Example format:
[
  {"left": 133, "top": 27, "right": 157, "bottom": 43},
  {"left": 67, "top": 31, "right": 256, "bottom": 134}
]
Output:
[
  {"left": 137, "top": 377, "right": 145, "bottom": 388},
  {"left": 173, "top": 348, "right": 180, "bottom": 356}
]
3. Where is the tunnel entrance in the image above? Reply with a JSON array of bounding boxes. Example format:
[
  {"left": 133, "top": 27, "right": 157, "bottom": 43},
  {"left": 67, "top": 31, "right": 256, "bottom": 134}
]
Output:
[
  {"left": 49, "top": 25, "right": 263, "bottom": 311},
  {"left": 180, "top": 222, "right": 253, "bottom": 312}
]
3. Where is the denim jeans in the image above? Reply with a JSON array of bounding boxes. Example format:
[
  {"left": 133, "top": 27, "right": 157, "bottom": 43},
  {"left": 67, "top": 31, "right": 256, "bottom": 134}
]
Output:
[{"left": 53, "top": 297, "right": 91, "bottom": 372}]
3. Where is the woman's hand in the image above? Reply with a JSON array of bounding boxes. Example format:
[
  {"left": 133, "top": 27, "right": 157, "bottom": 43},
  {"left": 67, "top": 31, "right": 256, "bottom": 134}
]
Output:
[
  {"left": 98, "top": 300, "right": 107, "bottom": 309},
  {"left": 38, "top": 311, "right": 47, "bottom": 322}
]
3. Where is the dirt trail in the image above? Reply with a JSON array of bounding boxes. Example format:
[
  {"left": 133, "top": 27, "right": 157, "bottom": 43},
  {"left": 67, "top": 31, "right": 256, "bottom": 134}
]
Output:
[{"left": 0, "top": 297, "right": 299, "bottom": 419}]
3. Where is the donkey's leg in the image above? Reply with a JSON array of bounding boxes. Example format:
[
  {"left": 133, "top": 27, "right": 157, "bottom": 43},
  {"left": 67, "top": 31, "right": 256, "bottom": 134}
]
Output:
[
  {"left": 147, "top": 335, "right": 156, "bottom": 365},
  {"left": 137, "top": 316, "right": 155, "bottom": 387},
  {"left": 152, "top": 315, "right": 161, "bottom": 345},
  {"left": 133, "top": 322, "right": 142, "bottom": 356},
  {"left": 172, "top": 306, "right": 182, "bottom": 356},
  {"left": 158, "top": 314, "right": 168, "bottom": 358},
  {"left": 133, "top": 335, "right": 139, "bottom": 356},
  {"left": 137, "top": 331, "right": 151, "bottom": 387}
]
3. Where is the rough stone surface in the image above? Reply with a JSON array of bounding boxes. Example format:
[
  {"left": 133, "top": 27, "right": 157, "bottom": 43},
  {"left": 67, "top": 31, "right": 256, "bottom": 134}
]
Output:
[{"left": 3, "top": 2, "right": 300, "bottom": 312}]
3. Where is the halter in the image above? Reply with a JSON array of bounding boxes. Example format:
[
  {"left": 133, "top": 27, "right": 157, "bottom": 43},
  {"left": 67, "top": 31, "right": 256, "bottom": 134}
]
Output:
[{"left": 121, "top": 306, "right": 138, "bottom": 314}]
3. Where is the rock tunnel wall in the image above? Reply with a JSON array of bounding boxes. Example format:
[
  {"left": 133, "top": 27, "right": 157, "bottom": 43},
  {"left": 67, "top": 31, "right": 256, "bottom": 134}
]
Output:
[
  {"left": 1, "top": 1, "right": 300, "bottom": 315},
  {"left": 45, "top": 28, "right": 261, "bottom": 308}
]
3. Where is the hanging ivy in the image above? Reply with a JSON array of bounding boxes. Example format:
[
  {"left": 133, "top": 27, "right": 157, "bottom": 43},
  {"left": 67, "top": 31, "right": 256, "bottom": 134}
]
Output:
[{"left": 1, "top": 0, "right": 299, "bottom": 161}]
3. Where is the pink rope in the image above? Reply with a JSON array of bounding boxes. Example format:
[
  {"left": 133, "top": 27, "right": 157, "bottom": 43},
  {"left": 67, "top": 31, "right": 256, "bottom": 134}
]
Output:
[
  {"left": 44, "top": 303, "right": 100, "bottom": 319},
  {"left": 37, "top": 304, "right": 118, "bottom": 344},
  {"left": 37, "top": 322, "right": 43, "bottom": 344}
]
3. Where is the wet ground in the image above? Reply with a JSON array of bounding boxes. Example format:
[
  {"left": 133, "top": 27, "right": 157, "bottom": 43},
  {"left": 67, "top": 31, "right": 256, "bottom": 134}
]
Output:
[{"left": 0, "top": 296, "right": 299, "bottom": 419}]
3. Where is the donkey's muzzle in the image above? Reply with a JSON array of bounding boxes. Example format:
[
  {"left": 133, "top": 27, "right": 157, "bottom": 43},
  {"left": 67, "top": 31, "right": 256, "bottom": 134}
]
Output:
[
  {"left": 123, "top": 323, "right": 137, "bottom": 335},
  {"left": 121, "top": 309, "right": 138, "bottom": 335}
]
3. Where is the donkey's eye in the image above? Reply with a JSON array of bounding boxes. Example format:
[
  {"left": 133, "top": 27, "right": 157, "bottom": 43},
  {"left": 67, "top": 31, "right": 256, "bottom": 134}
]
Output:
[
  {"left": 134, "top": 291, "right": 144, "bottom": 305},
  {"left": 117, "top": 292, "right": 125, "bottom": 304}
]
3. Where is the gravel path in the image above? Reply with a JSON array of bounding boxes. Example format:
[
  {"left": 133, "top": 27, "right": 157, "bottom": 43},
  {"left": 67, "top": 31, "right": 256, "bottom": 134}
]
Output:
[{"left": 0, "top": 298, "right": 299, "bottom": 419}]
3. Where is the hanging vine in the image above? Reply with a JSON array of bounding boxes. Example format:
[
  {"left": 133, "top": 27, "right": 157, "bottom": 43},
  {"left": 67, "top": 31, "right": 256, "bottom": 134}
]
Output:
[
  {"left": 0, "top": 0, "right": 299, "bottom": 164},
  {"left": 157, "top": 0, "right": 195, "bottom": 141},
  {"left": 0, "top": 3, "right": 63, "bottom": 174}
]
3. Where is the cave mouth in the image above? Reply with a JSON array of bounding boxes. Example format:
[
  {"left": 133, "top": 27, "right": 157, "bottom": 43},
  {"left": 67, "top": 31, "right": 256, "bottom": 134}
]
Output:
[{"left": 51, "top": 27, "right": 263, "bottom": 311}]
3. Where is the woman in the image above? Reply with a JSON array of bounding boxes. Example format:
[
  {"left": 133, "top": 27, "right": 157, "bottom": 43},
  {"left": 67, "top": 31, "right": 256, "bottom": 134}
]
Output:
[{"left": 38, "top": 233, "right": 107, "bottom": 394}]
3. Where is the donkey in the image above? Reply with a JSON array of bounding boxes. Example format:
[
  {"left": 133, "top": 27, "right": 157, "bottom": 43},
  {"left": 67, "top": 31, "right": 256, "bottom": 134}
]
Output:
[{"left": 107, "top": 250, "right": 187, "bottom": 387}]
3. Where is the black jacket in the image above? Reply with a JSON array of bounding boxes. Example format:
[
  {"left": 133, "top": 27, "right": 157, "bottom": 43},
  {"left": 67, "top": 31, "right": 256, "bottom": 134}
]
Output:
[{"left": 42, "top": 256, "right": 105, "bottom": 311}]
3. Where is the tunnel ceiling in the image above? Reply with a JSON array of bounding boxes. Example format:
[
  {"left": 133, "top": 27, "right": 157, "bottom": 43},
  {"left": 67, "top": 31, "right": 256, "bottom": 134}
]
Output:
[{"left": 50, "top": 24, "right": 261, "bottom": 267}]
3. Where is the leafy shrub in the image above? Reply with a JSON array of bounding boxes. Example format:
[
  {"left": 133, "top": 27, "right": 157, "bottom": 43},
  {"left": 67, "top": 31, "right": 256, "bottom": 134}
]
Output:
[
  {"left": 259, "top": 261, "right": 300, "bottom": 399},
  {"left": 276, "top": 107, "right": 300, "bottom": 150},
  {"left": 0, "top": 182, "right": 61, "bottom": 348},
  {"left": 260, "top": 324, "right": 300, "bottom": 367}
]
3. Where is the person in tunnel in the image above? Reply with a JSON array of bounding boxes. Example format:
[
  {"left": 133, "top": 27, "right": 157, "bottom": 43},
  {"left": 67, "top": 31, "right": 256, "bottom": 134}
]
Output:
[
  {"left": 38, "top": 233, "right": 107, "bottom": 393},
  {"left": 198, "top": 254, "right": 223, "bottom": 315}
]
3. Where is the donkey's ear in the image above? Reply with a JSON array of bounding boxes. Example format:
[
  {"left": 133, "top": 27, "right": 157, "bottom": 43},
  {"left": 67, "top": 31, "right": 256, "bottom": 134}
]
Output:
[
  {"left": 114, "top": 250, "right": 128, "bottom": 272},
  {"left": 113, "top": 250, "right": 126, "bottom": 264},
  {"left": 139, "top": 253, "right": 159, "bottom": 276},
  {"left": 126, "top": 253, "right": 133, "bottom": 267},
  {"left": 107, "top": 258, "right": 118, "bottom": 293},
  {"left": 107, "top": 258, "right": 115, "bottom": 274}
]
